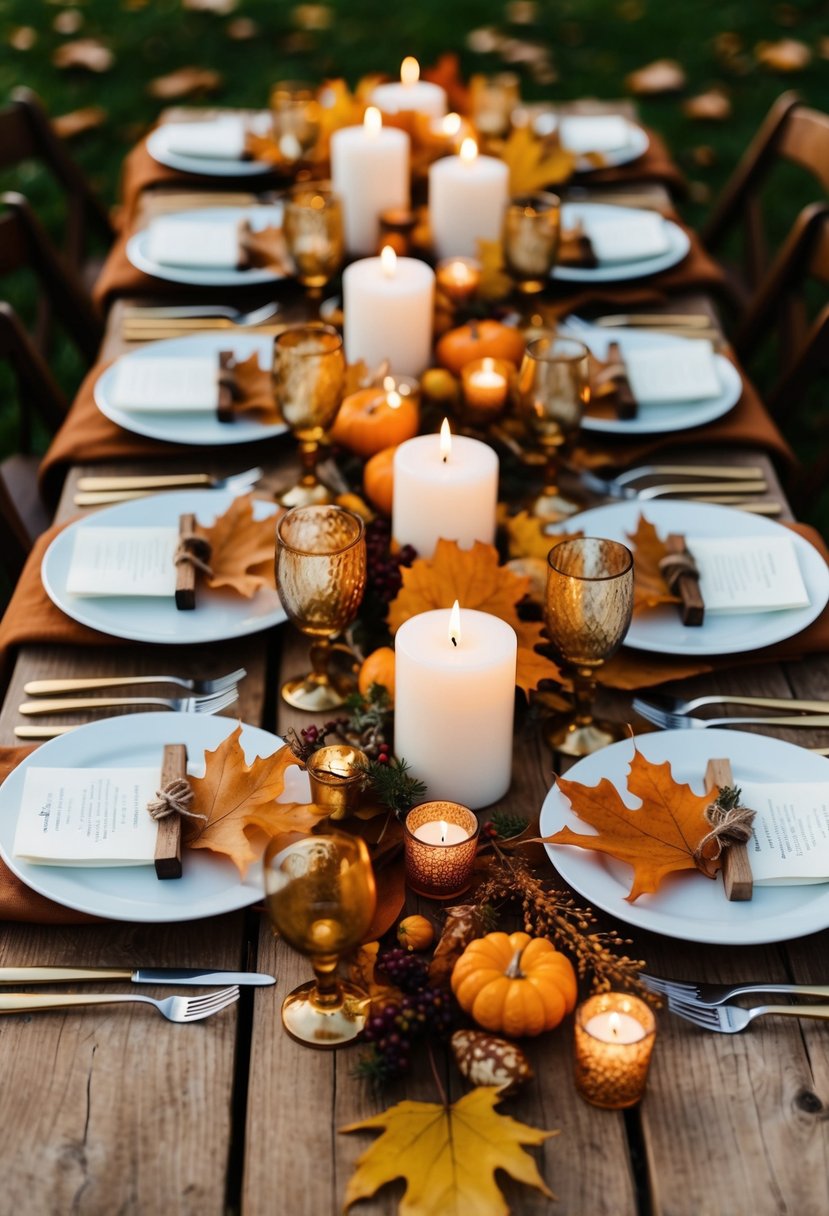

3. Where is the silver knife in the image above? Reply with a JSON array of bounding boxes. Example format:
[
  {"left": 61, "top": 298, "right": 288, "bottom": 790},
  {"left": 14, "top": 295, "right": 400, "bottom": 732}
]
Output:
[{"left": 0, "top": 967, "right": 275, "bottom": 987}]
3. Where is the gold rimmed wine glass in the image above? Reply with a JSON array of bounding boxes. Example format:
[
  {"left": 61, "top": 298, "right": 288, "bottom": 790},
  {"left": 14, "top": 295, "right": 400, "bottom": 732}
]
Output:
[
  {"left": 514, "top": 335, "right": 589, "bottom": 521},
  {"left": 275, "top": 504, "right": 367, "bottom": 711},
  {"left": 283, "top": 183, "right": 344, "bottom": 313},
  {"left": 273, "top": 323, "right": 345, "bottom": 508},
  {"left": 544, "top": 536, "right": 634, "bottom": 756},
  {"left": 263, "top": 831, "right": 377, "bottom": 1047}
]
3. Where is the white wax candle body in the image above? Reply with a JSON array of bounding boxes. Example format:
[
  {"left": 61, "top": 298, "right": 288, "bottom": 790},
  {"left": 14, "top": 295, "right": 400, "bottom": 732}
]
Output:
[
  {"left": 412, "top": 820, "right": 471, "bottom": 845},
  {"left": 394, "top": 608, "right": 517, "bottom": 809},
  {"left": 370, "top": 80, "right": 447, "bottom": 118},
  {"left": 343, "top": 256, "right": 435, "bottom": 376},
  {"left": 392, "top": 433, "right": 498, "bottom": 557},
  {"left": 330, "top": 124, "right": 410, "bottom": 255},
  {"left": 429, "top": 154, "right": 510, "bottom": 259},
  {"left": 470, "top": 369, "right": 506, "bottom": 390},
  {"left": 584, "top": 1012, "right": 646, "bottom": 1044}
]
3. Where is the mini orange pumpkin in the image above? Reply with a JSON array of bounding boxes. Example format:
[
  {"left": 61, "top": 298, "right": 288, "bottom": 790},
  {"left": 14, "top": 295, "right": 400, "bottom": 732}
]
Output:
[
  {"left": 330, "top": 386, "right": 420, "bottom": 458},
  {"left": 436, "top": 319, "right": 526, "bottom": 376},
  {"left": 451, "top": 931, "right": 577, "bottom": 1037},
  {"left": 397, "top": 914, "right": 434, "bottom": 951},
  {"left": 363, "top": 445, "right": 396, "bottom": 515},
  {"left": 358, "top": 646, "right": 395, "bottom": 701}
]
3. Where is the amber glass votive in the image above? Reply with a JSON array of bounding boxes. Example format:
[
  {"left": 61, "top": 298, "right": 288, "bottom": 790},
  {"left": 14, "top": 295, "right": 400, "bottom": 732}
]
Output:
[
  {"left": 404, "top": 802, "right": 479, "bottom": 899},
  {"left": 574, "top": 992, "right": 656, "bottom": 1109},
  {"left": 306, "top": 745, "right": 368, "bottom": 820},
  {"left": 460, "top": 356, "right": 512, "bottom": 416},
  {"left": 436, "top": 256, "right": 482, "bottom": 306}
]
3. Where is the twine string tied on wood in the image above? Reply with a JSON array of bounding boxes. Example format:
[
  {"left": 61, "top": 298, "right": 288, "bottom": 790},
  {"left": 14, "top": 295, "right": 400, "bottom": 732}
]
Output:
[{"left": 146, "top": 777, "right": 207, "bottom": 824}]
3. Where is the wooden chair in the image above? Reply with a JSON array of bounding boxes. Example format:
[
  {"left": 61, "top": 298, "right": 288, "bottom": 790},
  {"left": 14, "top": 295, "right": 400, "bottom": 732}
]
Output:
[{"left": 702, "top": 93, "right": 829, "bottom": 314}]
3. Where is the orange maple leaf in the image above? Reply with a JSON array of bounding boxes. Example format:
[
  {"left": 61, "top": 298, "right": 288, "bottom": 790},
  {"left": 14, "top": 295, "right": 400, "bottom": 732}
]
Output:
[
  {"left": 387, "top": 538, "right": 561, "bottom": 696},
  {"left": 498, "top": 125, "right": 576, "bottom": 193},
  {"left": 198, "top": 494, "right": 276, "bottom": 598},
  {"left": 186, "top": 724, "right": 327, "bottom": 875},
  {"left": 422, "top": 53, "right": 471, "bottom": 115},
  {"left": 544, "top": 742, "right": 717, "bottom": 901},
  {"left": 626, "top": 513, "right": 681, "bottom": 615}
]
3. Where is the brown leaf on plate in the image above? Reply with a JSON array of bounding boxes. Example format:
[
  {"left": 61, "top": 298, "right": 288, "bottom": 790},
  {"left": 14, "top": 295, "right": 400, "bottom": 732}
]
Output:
[
  {"left": 52, "top": 106, "right": 107, "bottom": 139},
  {"left": 224, "top": 352, "right": 281, "bottom": 423},
  {"left": 8, "top": 26, "right": 37, "bottom": 51},
  {"left": 147, "top": 66, "right": 223, "bottom": 99},
  {"left": 755, "top": 38, "right": 812, "bottom": 72},
  {"left": 52, "top": 38, "right": 114, "bottom": 72},
  {"left": 625, "top": 58, "right": 687, "bottom": 95},
  {"left": 198, "top": 493, "right": 276, "bottom": 597},
  {"left": 626, "top": 512, "right": 681, "bottom": 614},
  {"left": 546, "top": 741, "right": 718, "bottom": 901},
  {"left": 682, "top": 89, "right": 732, "bottom": 121}
]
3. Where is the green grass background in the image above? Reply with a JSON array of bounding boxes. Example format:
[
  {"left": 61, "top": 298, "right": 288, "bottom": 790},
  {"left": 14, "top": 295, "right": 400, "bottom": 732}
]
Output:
[{"left": 0, "top": 0, "right": 827, "bottom": 514}]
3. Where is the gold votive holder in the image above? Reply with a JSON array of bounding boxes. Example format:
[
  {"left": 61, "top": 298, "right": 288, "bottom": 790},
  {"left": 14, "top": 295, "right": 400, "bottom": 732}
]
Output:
[
  {"left": 470, "top": 71, "right": 521, "bottom": 139},
  {"left": 503, "top": 191, "right": 562, "bottom": 295},
  {"left": 306, "top": 745, "right": 369, "bottom": 820},
  {"left": 378, "top": 207, "right": 418, "bottom": 256},
  {"left": 436, "top": 256, "right": 482, "bottom": 306},
  {"left": 403, "top": 802, "right": 479, "bottom": 899},
  {"left": 573, "top": 992, "right": 656, "bottom": 1109},
  {"left": 460, "top": 356, "right": 513, "bottom": 419}
]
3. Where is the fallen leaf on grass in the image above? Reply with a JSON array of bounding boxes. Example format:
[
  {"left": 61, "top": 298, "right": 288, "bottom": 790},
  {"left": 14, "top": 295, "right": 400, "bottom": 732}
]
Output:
[
  {"left": 198, "top": 494, "right": 276, "bottom": 597},
  {"left": 682, "top": 89, "right": 732, "bottom": 121},
  {"left": 53, "top": 106, "right": 107, "bottom": 139},
  {"left": 545, "top": 740, "right": 717, "bottom": 900},
  {"left": 226, "top": 17, "right": 259, "bottom": 39},
  {"left": 625, "top": 59, "right": 687, "bottom": 94},
  {"left": 148, "top": 67, "right": 223, "bottom": 99},
  {"left": 755, "top": 38, "right": 812, "bottom": 72},
  {"left": 52, "top": 38, "right": 114, "bottom": 72},
  {"left": 341, "top": 1087, "right": 557, "bottom": 1214},
  {"left": 53, "top": 10, "right": 84, "bottom": 35},
  {"left": 184, "top": 0, "right": 237, "bottom": 11},
  {"left": 8, "top": 27, "right": 37, "bottom": 51}
]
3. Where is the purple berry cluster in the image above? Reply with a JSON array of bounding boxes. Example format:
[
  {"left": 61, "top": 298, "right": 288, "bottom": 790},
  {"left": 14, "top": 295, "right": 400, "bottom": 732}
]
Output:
[{"left": 360, "top": 948, "right": 454, "bottom": 1082}]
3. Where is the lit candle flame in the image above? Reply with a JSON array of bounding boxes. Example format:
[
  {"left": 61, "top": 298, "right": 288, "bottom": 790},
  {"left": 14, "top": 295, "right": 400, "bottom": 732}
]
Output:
[
  {"left": 386, "top": 389, "right": 402, "bottom": 409},
  {"left": 482, "top": 356, "right": 495, "bottom": 374},
  {"left": 364, "top": 105, "right": 382, "bottom": 136},
  {"left": 449, "top": 259, "right": 472, "bottom": 284},
  {"left": 380, "top": 244, "right": 397, "bottom": 278},
  {"left": 439, "top": 416, "right": 452, "bottom": 462},
  {"left": 449, "top": 599, "right": 461, "bottom": 648},
  {"left": 608, "top": 1011, "right": 621, "bottom": 1039},
  {"left": 442, "top": 112, "right": 462, "bottom": 135},
  {"left": 460, "top": 137, "right": 478, "bottom": 164},
  {"left": 438, "top": 820, "right": 450, "bottom": 843},
  {"left": 400, "top": 56, "right": 420, "bottom": 85}
]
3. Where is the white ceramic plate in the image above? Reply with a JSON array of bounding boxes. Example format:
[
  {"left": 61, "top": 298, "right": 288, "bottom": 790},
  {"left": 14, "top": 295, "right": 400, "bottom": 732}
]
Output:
[
  {"left": 532, "top": 114, "right": 650, "bottom": 171},
  {"left": 555, "top": 500, "right": 829, "bottom": 656},
  {"left": 0, "top": 714, "right": 307, "bottom": 923},
  {"left": 567, "top": 326, "right": 741, "bottom": 436},
  {"left": 94, "top": 333, "right": 287, "bottom": 447},
  {"left": 552, "top": 203, "right": 690, "bottom": 283},
  {"left": 147, "top": 122, "right": 273, "bottom": 178},
  {"left": 540, "top": 730, "right": 829, "bottom": 944},
  {"left": 42, "top": 490, "right": 286, "bottom": 645},
  {"left": 126, "top": 206, "right": 285, "bottom": 287}
]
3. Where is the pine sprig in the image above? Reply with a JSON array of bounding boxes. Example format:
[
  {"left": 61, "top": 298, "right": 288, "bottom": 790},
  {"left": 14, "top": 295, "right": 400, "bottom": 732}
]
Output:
[{"left": 360, "top": 756, "right": 427, "bottom": 818}]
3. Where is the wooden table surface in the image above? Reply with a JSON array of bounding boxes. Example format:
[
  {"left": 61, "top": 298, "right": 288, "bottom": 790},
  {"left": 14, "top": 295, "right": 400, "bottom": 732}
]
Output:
[{"left": 1, "top": 161, "right": 828, "bottom": 1216}]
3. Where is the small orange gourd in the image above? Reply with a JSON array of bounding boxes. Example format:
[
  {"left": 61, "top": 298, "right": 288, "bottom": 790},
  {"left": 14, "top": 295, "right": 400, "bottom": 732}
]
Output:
[
  {"left": 330, "top": 386, "right": 419, "bottom": 458},
  {"left": 451, "top": 931, "right": 577, "bottom": 1037},
  {"left": 396, "top": 914, "right": 434, "bottom": 951},
  {"left": 436, "top": 319, "right": 526, "bottom": 376},
  {"left": 358, "top": 646, "right": 395, "bottom": 701},
  {"left": 363, "top": 445, "right": 397, "bottom": 515}
]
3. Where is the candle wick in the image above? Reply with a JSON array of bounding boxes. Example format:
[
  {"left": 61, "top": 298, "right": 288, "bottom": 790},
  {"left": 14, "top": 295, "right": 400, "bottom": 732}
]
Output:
[
  {"left": 442, "top": 454, "right": 448, "bottom": 464},
  {"left": 451, "top": 636, "right": 457, "bottom": 647}
]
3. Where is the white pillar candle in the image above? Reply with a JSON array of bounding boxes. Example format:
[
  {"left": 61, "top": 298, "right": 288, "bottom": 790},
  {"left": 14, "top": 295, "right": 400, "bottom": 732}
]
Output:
[
  {"left": 343, "top": 246, "right": 434, "bottom": 376},
  {"left": 330, "top": 107, "right": 410, "bottom": 256},
  {"left": 392, "top": 420, "right": 498, "bottom": 556},
  {"left": 394, "top": 602, "right": 517, "bottom": 809},
  {"left": 429, "top": 138, "right": 510, "bottom": 259},
  {"left": 370, "top": 56, "right": 447, "bottom": 119}
]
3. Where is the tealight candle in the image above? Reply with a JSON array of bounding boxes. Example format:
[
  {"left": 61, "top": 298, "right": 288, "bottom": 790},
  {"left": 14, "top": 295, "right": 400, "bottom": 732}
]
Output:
[
  {"left": 371, "top": 56, "right": 447, "bottom": 119},
  {"left": 435, "top": 256, "right": 482, "bottom": 305},
  {"left": 461, "top": 356, "right": 511, "bottom": 413},
  {"left": 574, "top": 993, "right": 657, "bottom": 1109},
  {"left": 392, "top": 420, "right": 498, "bottom": 556},
  {"left": 426, "top": 111, "right": 474, "bottom": 154},
  {"left": 404, "top": 801, "right": 479, "bottom": 898},
  {"left": 394, "top": 602, "right": 517, "bottom": 809},
  {"left": 429, "top": 139, "right": 510, "bottom": 259},
  {"left": 343, "top": 246, "right": 435, "bottom": 376},
  {"left": 330, "top": 107, "right": 410, "bottom": 255}
]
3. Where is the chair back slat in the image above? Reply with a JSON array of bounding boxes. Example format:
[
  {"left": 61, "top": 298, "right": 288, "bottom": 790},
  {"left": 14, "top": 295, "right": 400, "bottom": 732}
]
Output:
[
  {"left": 0, "top": 106, "right": 37, "bottom": 169},
  {"left": 778, "top": 108, "right": 829, "bottom": 194}
]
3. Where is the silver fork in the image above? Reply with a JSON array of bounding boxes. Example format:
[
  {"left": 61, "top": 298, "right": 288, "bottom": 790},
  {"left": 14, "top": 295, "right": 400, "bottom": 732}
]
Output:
[
  {"left": 639, "top": 972, "right": 829, "bottom": 1005},
  {"left": 634, "top": 691, "right": 829, "bottom": 717},
  {"left": 120, "top": 302, "right": 279, "bottom": 326},
  {"left": 631, "top": 702, "right": 829, "bottom": 731},
  {"left": 0, "top": 986, "right": 240, "bottom": 1022},
  {"left": 24, "top": 667, "right": 246, "bottom": 697},
  {"left": 666, "top": 996, "right": 829, "bottom": 1032},
  {"left": 19, "top": 687, "right": 240, "bottom": 716}
]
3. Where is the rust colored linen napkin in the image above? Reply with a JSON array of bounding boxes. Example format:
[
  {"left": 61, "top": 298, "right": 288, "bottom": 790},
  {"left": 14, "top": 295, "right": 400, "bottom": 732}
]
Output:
[{"left": 0, "top": 747, "right": 99, "bottom": 923}]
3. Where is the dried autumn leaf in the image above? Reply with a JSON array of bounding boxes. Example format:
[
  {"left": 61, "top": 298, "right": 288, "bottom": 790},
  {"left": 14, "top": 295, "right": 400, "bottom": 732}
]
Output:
[
  {"left": 52, "top": 38, "right": 114, "bottom": 72},
  {"left": 423, "top": 53, "right": 470, "bottom": 115},
  {"left": 503, "top": 509, "right": 554, "bottom": 562},
  {"left": 183, "top": 0, "right": 237, "bottom": 12},
  {"left": 499, "top": 125, "right": 576, "bottom": 193},
  {"left": 387, "top": 538, "right": 561, "bottom": 696},
  {"left": 545, "top": 741, "right": 717, "bottom": 901},
  {"left": 187, "top": 725, "right": 324, "bottom": 875},
  {"left": 198, "top": 494, "right": 276, "bottom": 597},
  {"left": 292, "top": 3, "right": 333, "bottom": 28},
  {"left": 626, "top": 513, "right": 680, "bottom": 615},
  {"left": 341, "top": 1087, "right": 556, "bottom": 1214},
  {"left": 755, "top": 38, "right": 812, "bottom": 72},
  {"left": 53, "top": 10, "right": 84, "bottom": 35},
  {"left": 682, "top": 89, "right": 732, "bottom": 121},
  {"left": 9, "top": 27, "right": 37, "bottom": 51},
  {"left": 147, "top": 67, "right": 223, "bottom": 100},
  {"left": 428, "top": 903, "right": 487, "bottom": 988},
  {"left": 226, "top": 17, "right": 259, "bottom": 39},
  {"left": 466, "top": 27, "right": 504, "bottom": 55},
  {"left": 52, "top": 106, "right": 107, "bottom": 139},
  {"left": 625, "top": 59, "right": 687, "bottom": 95}
]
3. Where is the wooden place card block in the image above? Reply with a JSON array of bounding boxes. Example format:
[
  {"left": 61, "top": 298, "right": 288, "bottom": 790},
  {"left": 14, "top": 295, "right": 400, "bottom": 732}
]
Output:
[
  {"left": 155, "top": 743, "right": 186, "bottom": 880},
  {"left": 705, "top": 757, "right": 753, "bottom": 901}
]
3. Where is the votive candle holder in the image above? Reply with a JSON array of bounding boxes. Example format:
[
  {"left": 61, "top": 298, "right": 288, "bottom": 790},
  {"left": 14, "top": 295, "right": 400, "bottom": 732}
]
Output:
[
  {"left": 403, "top": 802, "right": 479, "bottom": 899},
  {"left": 573, "top": 992, "right": 656, "bottom": 1109}
]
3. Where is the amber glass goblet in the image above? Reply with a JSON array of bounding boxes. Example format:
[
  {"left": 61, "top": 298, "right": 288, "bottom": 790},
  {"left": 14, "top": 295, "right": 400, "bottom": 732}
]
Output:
[
  {"left": 273, "top": 324, "right": 345, "bottom": 508},
  {"left": 515, "top": 335, "right": 589, "bottom": 522},
  {"left": 264, "top": 831, "right": 377, "bottom": 1047},
  {"left": 503, "top": 191, "right": 561, "bottom": 297},
  {"left": 544, "top": 537, "right": 634, "bottom": 756},
  {"left": 275, "top": 504, "right": 367, "bottom": 711},
  {"left": 283, "top": 184, "right": 344, "bottom": 310},
  {"left": 270, "top": 80, "right": 321, "bottom": 164}
]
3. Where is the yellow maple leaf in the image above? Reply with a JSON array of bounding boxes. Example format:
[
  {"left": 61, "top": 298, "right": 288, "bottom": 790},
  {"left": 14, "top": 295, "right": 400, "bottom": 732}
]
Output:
[
  {"left": 198, "top": 494, "right": 276, "bottom": 598},
  {"left": 387, "top": 538, "right": 561, "bottom": 696},
  {"left": 498, "top": 125, "right": 576, "bottom": 193},
  {"left": 186, "top": 725, "right": 327, "bottom": 875},
  {"left": 341, "top": 1087, "right": 556, "bottom": 1215},
  {"left": 503, "top": 509, "right": 555, "bottom": 561}
]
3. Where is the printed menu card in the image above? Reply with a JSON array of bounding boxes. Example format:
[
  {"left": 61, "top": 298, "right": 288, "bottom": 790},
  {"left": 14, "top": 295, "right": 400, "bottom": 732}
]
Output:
[
  {"left": 739, "top": 782, "right": 829, "bottom": 885},
  {"left": 66, "top": 527, "right": 179, "bottom": 598}
]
